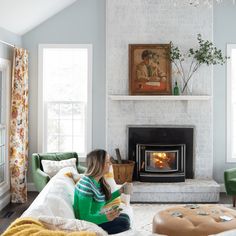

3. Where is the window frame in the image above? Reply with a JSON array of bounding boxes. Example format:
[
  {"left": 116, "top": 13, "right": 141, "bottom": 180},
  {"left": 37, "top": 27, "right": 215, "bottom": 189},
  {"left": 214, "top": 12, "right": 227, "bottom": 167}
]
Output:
[
  {"left": 38, "top": 44, "right": 92, "bottom": 159},
  {"left": 227, "top": 44, "right": 236, "bottom": 163},
  {"left": 0, "top": 58, "right": 11, "bottom": 198}
]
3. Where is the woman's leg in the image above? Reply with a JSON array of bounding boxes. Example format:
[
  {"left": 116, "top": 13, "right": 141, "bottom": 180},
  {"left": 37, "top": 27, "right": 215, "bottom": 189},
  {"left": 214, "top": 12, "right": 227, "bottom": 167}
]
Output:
[{"left": 98, "top": 213, "right": 130, "bottom": 234}]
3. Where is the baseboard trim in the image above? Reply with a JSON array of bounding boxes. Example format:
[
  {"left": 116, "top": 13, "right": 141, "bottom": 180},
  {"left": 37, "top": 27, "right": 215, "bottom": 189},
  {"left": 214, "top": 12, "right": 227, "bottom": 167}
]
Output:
[
  {"left": 0, "top": 193, "right": 10, "bottom": 211},
  {"left": 27, "top": 182, "right": 37, "bottom": 192},
  {"left": 27, "top": 182, "right": 226, "bottom": 193},
  {"left": 220, "top": 183, "right": 226, "bottom": 193}
]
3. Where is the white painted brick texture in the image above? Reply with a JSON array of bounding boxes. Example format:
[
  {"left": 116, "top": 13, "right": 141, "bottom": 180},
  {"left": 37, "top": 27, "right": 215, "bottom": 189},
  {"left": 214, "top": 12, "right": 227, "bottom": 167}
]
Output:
[{"left": 106, "top": 0, "right": 213, "bottom": 179}]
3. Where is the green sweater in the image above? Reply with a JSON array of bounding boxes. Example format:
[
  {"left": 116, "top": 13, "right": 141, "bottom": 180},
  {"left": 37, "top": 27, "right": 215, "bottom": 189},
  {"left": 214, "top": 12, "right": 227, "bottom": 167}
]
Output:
[{"left": 73, "top": 175, "right": 120, "bottom": 224}]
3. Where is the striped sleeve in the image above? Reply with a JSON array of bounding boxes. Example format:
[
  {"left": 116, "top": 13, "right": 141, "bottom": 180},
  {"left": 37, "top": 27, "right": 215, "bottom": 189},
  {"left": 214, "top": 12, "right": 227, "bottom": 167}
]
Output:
[
  {"left": 77, "top": 176, "right": 105, "bottom": 202},
  {"left": 76, "top": 176, "right": 93, "bottom": 197}
]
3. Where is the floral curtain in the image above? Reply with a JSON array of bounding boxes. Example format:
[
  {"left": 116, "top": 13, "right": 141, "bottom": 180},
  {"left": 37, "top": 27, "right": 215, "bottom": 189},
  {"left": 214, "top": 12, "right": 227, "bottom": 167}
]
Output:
[{"left": 9, "top": 48, "right": 29, "bottom": 203}]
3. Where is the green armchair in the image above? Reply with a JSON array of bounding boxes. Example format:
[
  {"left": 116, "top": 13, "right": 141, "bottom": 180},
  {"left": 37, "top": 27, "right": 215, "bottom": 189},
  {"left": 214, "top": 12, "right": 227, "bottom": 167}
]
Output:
[
  {"left": 32, "top": 152, "right": 86, "bottom": 192},
  {"left": 224, "top": 167, "right": 236, "bottom": 207}
]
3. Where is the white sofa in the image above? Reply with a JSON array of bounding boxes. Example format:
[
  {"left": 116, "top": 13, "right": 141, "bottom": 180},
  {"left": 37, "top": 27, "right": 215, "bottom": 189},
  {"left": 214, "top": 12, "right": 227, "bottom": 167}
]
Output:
[{"left": 22, "top": 167, "right": 158, "bottom": 236}]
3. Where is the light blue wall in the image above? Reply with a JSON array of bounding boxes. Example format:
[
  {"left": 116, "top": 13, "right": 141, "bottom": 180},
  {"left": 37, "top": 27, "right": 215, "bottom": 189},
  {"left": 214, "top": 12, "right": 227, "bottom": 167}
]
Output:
[
  {"left": 213, "top": 2, "right": 236, "bottom": 184},
  {"left": 9, "top": 0, "right": 236, "bottom": 185},
  {"left": 22, "top": 0, "right": 106, "bottom": 182},
  {"left": 0, "top": 27, "right": 21, "bottom": 60}
]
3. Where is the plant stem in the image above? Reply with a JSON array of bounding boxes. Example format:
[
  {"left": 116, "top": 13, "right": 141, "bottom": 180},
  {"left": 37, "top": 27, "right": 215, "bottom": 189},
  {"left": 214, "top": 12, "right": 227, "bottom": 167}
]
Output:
[
  {"left": 181, "top": 63, "right": 200, "bottom": 93},
  {"left": 172, "top": 59, "right": 189, "bottom": 90},
  {"left": 187, "top": 58, "right": 195, "bottom": 80},
  {"left": 187, "top": 63, "right": 200, "bottom": 82},
  {"left": 173, "top": 60, "right": 185, "bottom": 84},
  {"left": 179, "top": 59, "right": 187, "bottom": 84}
]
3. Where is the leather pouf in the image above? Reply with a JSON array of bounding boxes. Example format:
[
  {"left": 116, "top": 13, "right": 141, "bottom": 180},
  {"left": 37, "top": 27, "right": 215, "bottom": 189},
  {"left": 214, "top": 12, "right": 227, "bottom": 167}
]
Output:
[{"left": 153, "top": 205, "right": 236, "bottom": 236}]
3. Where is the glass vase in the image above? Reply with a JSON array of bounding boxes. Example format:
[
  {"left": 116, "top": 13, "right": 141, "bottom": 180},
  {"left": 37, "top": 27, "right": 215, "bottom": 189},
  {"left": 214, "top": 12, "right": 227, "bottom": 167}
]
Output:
[{"left": 181, "top": 77, "right": 193, "bottom": 95}]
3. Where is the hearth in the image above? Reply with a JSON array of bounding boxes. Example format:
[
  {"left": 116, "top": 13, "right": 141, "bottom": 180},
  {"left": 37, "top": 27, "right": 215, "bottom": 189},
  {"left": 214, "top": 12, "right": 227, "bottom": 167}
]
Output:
[{"left": 128, "top": 126, "right": 194, "bottom": 182}]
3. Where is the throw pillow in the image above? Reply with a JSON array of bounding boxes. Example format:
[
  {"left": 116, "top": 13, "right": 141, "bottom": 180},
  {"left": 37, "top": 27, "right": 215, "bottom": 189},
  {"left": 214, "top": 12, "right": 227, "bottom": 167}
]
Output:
[
  {"left": 64, "top": 172, "right": 83, "bottom": 184},
  {"left": 38, "top": 216, "right": 108, "bottom": 236},
  {"left": 103, "top": 165, "right": 122, "bottom": 209},
  {"left": 41, "top": 158, "right": 77, "bottom": 178}
]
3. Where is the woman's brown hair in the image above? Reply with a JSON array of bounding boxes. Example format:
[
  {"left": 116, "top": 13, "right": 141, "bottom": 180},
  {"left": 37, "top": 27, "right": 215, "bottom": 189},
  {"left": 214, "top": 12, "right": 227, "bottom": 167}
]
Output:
[{"left": 85, "top": 149, "right": 111, "bottom": 200}]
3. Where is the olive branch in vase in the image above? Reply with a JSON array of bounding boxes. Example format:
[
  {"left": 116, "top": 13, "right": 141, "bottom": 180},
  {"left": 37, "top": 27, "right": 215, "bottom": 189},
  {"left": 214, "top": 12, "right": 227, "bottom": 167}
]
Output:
[{"left": 169, "top": 34, "right": 228, "bottom": 94}]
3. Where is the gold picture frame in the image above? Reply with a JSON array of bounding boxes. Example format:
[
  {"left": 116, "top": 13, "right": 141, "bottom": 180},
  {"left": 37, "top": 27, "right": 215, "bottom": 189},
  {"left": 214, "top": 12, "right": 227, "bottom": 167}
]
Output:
[{"left": 129, "top": 44, "right": 172, "bottom": 95}]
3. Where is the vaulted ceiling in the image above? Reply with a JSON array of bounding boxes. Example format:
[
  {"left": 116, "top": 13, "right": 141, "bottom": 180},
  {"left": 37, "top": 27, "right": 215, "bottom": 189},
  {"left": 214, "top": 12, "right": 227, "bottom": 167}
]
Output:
[{"left": 0, "top": 0, "right": 77, "bottom": 35}]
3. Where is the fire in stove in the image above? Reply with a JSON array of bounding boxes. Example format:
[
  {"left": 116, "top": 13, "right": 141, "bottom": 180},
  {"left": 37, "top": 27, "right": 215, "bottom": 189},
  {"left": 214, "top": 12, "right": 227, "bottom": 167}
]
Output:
[
  {"left": 147, "top": 151, "right": 177, "bottom": 171},
  {"left": 136, "top": 143, "right": 186, "bottom": 181},
  {"left": 151, "top": 152, "right": 171, "bottom": 169}
]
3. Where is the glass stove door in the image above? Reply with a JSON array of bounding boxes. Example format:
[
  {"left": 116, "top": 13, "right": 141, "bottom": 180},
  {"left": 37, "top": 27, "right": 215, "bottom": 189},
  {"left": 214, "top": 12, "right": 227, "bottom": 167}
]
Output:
[{"left": 144, "top": 150, "right": 179, "bottom": 172}]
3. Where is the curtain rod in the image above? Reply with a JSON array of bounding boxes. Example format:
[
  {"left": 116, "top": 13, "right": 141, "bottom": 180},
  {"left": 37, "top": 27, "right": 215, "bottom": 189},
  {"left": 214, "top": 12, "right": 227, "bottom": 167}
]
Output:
[{"left": 0, "top": 39, "right": 15, "bottom": 48}]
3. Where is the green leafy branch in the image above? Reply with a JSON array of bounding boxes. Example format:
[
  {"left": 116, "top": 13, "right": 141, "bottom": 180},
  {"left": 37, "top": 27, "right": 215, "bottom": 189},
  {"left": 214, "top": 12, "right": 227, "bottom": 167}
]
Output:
[{"left": 169, "top": 34, "right": 228, "bottom": 93}]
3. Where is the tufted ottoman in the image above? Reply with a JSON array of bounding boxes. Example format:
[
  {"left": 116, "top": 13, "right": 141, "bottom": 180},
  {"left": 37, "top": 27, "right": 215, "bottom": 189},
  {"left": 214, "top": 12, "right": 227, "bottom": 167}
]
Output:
[{"left": 153, "top": 205, "right": 236, "bottom": 236}]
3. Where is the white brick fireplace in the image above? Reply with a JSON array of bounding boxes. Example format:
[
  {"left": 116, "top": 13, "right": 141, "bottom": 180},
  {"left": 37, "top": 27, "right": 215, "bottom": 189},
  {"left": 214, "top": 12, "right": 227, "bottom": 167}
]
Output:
[{"left": 106, "top": 0, "right": 219, "bottom": 202}]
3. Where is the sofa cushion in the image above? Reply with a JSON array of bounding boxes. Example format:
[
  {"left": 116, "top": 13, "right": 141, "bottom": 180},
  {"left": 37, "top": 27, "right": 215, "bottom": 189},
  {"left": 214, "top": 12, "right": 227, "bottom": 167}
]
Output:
[
  {"left": 41, "top": 158, "right": 77, "bottom": 177},
  {"left": 22, "top": 167, "right": 78, "bottom": 218},
  {"left": 39, "top": 215, "right": 108, "bottom": 236}
]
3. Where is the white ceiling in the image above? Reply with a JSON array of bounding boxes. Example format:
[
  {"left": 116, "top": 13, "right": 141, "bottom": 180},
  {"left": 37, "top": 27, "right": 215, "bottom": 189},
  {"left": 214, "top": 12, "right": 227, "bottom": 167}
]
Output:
[{"left": 0, "top": 0, "right": 77, "bottom": 35}]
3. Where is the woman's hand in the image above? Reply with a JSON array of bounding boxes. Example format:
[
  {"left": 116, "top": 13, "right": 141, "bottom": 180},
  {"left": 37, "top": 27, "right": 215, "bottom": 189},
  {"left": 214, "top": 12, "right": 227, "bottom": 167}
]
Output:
[
  {"left": 106, "top": 209, "right": 120, "bottom": 221},
  {"left": 119, "top": 182, "right": 133, "bottom": 194},
  {"left": 119, "top": 182, "right": 128, "bottom": 194}
]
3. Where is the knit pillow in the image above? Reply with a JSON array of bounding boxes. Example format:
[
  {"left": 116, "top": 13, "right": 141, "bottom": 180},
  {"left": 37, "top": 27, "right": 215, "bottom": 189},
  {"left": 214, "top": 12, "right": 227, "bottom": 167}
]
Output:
[{"left": 41, "top": 158, "right": 77, "bottom": 178}]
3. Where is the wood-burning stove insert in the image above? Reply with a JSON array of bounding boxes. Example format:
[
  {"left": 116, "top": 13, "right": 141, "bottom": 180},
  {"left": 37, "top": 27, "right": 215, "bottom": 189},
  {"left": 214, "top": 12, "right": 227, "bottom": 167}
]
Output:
[
  {"left": 136, "top": 144, "right": 186, "bottom": 182},
  {"left": 128, "top": 126, "right": 194, "bottom": 182}
]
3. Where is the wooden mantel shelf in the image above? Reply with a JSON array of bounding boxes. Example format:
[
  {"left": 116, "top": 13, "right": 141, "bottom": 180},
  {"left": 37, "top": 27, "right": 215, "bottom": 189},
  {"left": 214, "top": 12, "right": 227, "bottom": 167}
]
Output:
[{"left": 109, "top": 95, "right": 211, "bottom": 101}]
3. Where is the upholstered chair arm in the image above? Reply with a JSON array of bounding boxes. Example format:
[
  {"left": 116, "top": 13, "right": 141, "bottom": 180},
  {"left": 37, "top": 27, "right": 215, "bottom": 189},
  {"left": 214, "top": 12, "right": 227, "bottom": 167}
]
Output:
[
  {"left": 224, "top": 168, "right": 236, "bottom": 181},
  {"left": 33, "top": 168, "right": 50, "bottom": 192},
  {"left": 77, "top": 165, "right": 87, "bottom": 174},
  {"left": 224, "top": 168, "right": 236, "bottom": 195}
]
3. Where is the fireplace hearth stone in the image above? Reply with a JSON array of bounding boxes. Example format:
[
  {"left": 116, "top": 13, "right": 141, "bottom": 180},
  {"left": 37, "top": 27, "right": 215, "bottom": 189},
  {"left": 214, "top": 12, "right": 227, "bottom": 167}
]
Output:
[{"left": 131, "top": 179, "right": 220, "bottom": 203}]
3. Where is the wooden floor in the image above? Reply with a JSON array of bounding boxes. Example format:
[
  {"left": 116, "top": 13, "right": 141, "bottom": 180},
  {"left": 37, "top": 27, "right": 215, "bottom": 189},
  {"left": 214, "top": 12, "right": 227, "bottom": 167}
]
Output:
[
  {"left": 0, "top": 192, "right": 38, "bottom": 234},
  {"left": 0, "top": 192, "right": 233, "bottom": 234}
]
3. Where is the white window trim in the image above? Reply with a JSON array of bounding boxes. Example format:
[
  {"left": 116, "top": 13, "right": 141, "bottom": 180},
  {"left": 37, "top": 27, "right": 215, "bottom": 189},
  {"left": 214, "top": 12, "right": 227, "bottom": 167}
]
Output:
[
  {"left": 0, "top": 58, "right": 11, "bottom": 198},
  {"left": 38, "top": 44, "right": 92, "bottom": 160},
  {"left": 227, "top": 44, "right": 236, "bottom": 163}
]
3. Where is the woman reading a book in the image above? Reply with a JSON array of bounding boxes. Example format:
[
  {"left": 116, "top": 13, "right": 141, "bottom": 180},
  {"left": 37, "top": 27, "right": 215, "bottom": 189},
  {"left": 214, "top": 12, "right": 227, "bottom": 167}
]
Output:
[{"left": 73, "top": 149, "right": 130, "bottom": 234}]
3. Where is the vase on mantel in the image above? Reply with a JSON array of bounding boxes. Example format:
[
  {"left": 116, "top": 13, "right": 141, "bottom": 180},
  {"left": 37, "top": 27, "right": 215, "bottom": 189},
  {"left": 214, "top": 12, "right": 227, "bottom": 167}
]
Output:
[
  {"left": 181, "top": 77, "right": 193, "bottom": 95},
  {"left": 173, "top": 77, "right": 193, "bottom": 95},
  {"left": 170, "top": 34, "right": 228, "bottom": 97}
]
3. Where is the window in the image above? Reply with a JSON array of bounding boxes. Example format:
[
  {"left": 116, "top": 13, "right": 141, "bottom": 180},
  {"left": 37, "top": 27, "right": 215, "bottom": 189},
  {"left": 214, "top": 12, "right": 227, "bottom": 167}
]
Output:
[
  {"left": 0, "top": 124, "right": 6, "bottom": 185},
  {"left": 227, "top": 44, "right": 236, "bottom": 162},
  {"left": 38, "top": 45, "right": 92, "bottom": 158},
  {"left": 0, "top": 70, "right": 6, "bottom": 184},
  {"left": 0, "top": 58, "right": 10, "bottom": 195}
]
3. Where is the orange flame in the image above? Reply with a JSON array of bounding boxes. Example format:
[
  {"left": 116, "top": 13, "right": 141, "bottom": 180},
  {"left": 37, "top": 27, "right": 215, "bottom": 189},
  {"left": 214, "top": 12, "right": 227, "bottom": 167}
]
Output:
[{"left": 151, "top": 152, "right": 171, "bottom": 169}]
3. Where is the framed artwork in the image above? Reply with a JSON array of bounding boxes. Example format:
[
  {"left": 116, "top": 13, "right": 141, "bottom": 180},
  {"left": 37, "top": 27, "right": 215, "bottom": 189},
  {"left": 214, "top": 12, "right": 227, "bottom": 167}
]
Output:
[{"left": 129, "top": 44, "right": 172, "bottom": 95}]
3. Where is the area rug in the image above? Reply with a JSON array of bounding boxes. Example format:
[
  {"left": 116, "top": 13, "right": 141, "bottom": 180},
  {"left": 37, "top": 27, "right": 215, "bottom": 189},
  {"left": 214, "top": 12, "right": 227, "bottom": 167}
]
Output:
[{"left": 131, "top": 203, "right": 233, "bottom": 234}]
